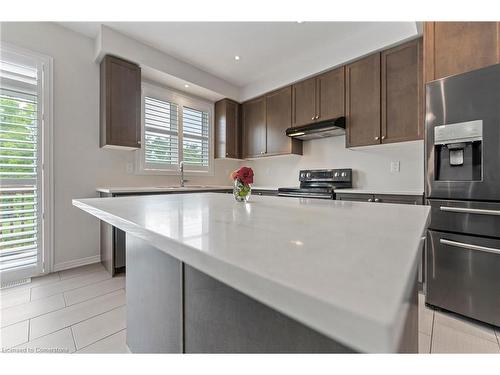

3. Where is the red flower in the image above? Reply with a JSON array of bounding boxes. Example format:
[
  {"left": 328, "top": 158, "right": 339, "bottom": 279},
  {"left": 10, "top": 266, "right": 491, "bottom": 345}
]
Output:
[{"left": 230, "top": 166, "right": 254, "bottom": 185}]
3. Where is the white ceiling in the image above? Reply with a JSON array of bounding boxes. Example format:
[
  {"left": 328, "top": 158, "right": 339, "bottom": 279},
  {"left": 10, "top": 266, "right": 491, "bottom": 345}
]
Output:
[{"left": 60, "top": 22, "right": 420, "bottom": 100}]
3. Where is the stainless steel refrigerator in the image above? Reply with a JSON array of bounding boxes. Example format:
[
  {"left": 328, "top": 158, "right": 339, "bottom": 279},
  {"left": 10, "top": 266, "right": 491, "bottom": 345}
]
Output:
[{"left": 425, "top": 63, "right": 500, "bottom": 327}]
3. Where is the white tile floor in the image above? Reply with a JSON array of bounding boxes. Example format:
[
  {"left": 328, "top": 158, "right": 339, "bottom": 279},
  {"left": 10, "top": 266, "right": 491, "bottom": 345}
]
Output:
[
  {"left": 0, "top": 263, "right": 128, "bottom": 353},
  {"left": 1, "top": 263, "right": 499, "bottom": 353}
]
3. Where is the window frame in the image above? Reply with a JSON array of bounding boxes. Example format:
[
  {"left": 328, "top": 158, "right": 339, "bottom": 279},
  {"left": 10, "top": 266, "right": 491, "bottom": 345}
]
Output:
[
  {"left": 0, "top": 42, "right": 54, "bottom": 282},
  {"left": 137, "top": 82, "right": 214, "bottom": 176}
]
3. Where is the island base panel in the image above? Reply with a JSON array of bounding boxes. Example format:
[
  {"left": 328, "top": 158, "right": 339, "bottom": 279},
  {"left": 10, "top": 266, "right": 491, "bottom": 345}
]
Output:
[
  {"left": 183, "top": 264, "right": 355, "bottom": 353},
  {"left": 126, "top": 235, "right": 182, "bottom": 353},
  {"left": 126, "top": 235, "right": 418, "bottom": 353}
]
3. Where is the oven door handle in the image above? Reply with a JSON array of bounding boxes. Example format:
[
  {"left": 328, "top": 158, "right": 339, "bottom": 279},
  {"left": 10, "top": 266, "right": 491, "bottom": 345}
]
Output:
[
  {"left": 439, "top": 206, "right": 500, "bottom": 216},
  {"left": 278, "top": 193, "right": 331, "bottom": 199},
  {"left": 440, "top": 239, "right": 500, "bottom": 255}
]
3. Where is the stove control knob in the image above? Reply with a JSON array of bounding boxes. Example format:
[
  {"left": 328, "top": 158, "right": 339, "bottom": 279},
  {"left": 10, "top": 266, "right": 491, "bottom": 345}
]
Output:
[
  {"left": 341, "top": 172, "right": 347, "bottom": 177},
  {"left": 300, "top": 172, "right": 305, "bottom": 179},
  {"left": 306, "top": 172, "right": 311, "bottom": 178},
  {"left": 334, "top": 172, "right": 339, "bottom": 177}
]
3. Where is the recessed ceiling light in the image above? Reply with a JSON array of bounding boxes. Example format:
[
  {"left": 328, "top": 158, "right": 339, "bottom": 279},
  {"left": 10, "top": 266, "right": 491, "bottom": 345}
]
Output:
[
  {"left": 297, "top": 21, "right": 304, "bottom": 24},
  {"left": 184, "top": 84, "right": 189, "bottom": 88},
  {"left": 234, "top": 55, "right": 240, "bottom": 61}
]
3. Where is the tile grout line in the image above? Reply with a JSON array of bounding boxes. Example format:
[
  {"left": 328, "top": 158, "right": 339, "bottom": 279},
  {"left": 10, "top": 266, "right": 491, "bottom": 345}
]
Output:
[
  {"left": 30, "top": 272, "right": 113, "bottom": 301},
  {"left": 75, "top": 328, "right": 127, "bottom": 353},
  {"left": 0, "top": 266, "right": 105, "bottom": 302},
  {"left": 429, "top": 310, "right": 435, "bottom": 354},
  {"left": 12, "top": 326, "right": 72, "bottom": 349},
  {"left": 29, "top": 293, "right": 126, "bottom": 341},
  {"left": 13, "top": 304, "right": 126, "bottom": 347},
  {"left": 1, "top": 288, "right": 125, "bottom": 330},
  {"left": 69, "top": 325, "right": 77, "bottom": 352},
  {"left": 58, "top": 265, "right": 106, "bottom": 282}
]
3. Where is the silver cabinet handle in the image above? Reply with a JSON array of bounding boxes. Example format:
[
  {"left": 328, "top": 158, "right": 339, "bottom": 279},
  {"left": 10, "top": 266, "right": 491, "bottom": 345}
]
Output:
[
  {"left": 368, "top": 198, "right": 373, "bottom": 202},
  {"left": 374, "top": 136, "right": 379, "bottom": 140},
  {"left": 311, "top": 116, "right": 315, "bottom": 120},
  {"left": 374, "top": 198, "right": 380, "bottom": 202},
  {"left": 440, "top": 206, "right": 500, "bottom": 216},
  {"left": 440, "top": 239, "right": 500, "bottom": 255}
]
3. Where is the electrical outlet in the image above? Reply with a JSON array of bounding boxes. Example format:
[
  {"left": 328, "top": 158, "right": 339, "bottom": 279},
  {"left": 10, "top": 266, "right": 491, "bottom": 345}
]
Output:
[
  {"left": 126, "top": 163, "right": 134, "bottom": 174},
  {"left": 390, "top": 161, "right": 400, "bottom": 173}
]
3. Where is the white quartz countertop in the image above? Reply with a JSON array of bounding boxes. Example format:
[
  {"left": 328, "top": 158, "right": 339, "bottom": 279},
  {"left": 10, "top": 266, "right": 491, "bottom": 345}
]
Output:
[
  {"left": 96, "top": 185, "right": 278, "bottom": 194},
  {"left": 73, "top": 193, "right": 429, "bottom": 352},
  {"left": 337, "top": 188, "right": 424, "bottom": 196}
]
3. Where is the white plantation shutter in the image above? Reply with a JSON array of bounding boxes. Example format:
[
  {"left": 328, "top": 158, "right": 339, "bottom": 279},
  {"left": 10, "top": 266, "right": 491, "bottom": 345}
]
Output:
[
  {"left": 140, "top": 84, "right": 213, "bottom": 173},
  {"left": 0, "top": 49, "right": 43, "bottom": 278},
  {"left": 144, "top": 96, "right": 179, "bottom": 168},
  {"left": 182, "top": 107, "right": 209, "bottom": 167}
]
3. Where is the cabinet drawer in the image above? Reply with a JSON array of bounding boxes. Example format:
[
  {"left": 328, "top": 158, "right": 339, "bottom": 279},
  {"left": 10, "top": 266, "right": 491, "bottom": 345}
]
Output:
[
  {"left": 374, "top": 194, "right": 423, "bottom": 205},
  {"left": 428, "top": 199, "right": 500, "bottom": 238},
  {"left": 335, "top": 193, "right": 374, "bottom": 202},
  {"left": 426, "top": 230, "right": 500, "bottom": 326}
]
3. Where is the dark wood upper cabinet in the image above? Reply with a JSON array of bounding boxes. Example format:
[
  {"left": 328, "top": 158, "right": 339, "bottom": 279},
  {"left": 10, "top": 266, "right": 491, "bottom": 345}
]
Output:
[
  {"left": 242, "top": 96, "right": 267, "bottom": 158},
  {"left": 316, "top": 67, "right": 345, "bottom": 122},
  {"left": 100, "top": 55, "right": 141, "bottom": 149},
  {"left": 215, "top": 99, "right": 241, "bottom": 159},
  {"left": 266, "top": 86, "right": 301, "bottom": 155},
  {"left": 292, "top": 67, "right": 345, "bottom": 127},
  {"left": 292, "top": 77, "right": 316, "bottom": 127},
  {"left": 424, "top": 22, "right": 500, "bottom": 82},
  {"left": 381, "top": 39, "right": 423, "bottom": 143},
  {"left": 346, "top": 53, "right": 381, "bottom": 147}
]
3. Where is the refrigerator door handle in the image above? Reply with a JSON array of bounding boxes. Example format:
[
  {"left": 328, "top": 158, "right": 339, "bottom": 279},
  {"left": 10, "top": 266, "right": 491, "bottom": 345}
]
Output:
[
  {"left": 440, "top": 206, "right": 500, "bottom": 216},
  {"left": 440, "top": 238, "right": 500, "bottom": 255}
]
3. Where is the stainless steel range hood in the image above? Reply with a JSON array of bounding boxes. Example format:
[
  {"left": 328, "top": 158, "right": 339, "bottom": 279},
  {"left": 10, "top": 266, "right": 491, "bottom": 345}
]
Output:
[{"left": 285, "top": 117, "right": 346, "bottom": 140}]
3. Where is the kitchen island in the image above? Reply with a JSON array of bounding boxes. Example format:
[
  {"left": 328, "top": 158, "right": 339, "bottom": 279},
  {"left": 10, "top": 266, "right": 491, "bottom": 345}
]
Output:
[{"left": 73, "top": 193, "right": 429, "bottom": 353}]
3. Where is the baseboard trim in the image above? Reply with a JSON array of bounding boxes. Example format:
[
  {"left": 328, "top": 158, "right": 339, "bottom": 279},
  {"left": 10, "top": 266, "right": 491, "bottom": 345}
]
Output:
[{"left": 53, "top": 255, "right": 101, "bottom": 272}]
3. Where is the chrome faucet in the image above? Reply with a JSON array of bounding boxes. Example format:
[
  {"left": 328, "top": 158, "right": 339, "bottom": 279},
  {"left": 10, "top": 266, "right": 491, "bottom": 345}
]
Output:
[{"left": 179, "top": 161, "right": 187, "bottom": 187}]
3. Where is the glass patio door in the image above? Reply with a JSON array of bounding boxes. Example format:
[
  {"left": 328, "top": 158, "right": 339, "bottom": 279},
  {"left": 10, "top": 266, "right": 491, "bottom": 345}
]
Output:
[{"left": 0, "top": 47, "right": 45, "bottom": 284}]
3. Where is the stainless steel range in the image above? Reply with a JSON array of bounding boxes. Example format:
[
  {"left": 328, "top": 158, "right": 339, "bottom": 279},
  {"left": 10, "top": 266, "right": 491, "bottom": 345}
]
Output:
[
  {"left": 278, "top": 169, "right": 352, "bottom": 199},
  {"left": 425, "top": 63, "right": 500, "bottom": 327}
]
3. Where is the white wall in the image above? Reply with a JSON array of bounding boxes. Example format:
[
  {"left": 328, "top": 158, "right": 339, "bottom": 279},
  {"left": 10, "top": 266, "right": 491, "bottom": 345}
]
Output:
[
  {"left": 247, "top": 136, "right": 424, "bottom": 192},
  {"left": 0, "top": 22, "right": 241, "bottom": 270}
]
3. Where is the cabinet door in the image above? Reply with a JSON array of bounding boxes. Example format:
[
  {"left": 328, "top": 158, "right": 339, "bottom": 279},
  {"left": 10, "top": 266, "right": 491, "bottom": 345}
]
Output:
[
  {"left": 317, "top": 67, "right": 345, "bottom": 122},
  {"left": 100, "top": 55, "right": 141, "bottom": 148},
  {"left": 242, "top": 96, "right": 267, "bottom": 158},
  {"left": 336, "top": 193, "right": 374, "bottom": 202},
  {"left": 346, "top": 53, "right": 381, "bottom": 147},
  {"left": 215, "top": 99, "right": 240, "bottom": 158},
  {"left": 381, "top": 39, "right": 423, "bottom": 143},
  {"left": 266, "top": 86, "right": 293, "bottom": 155},
  {"left": 373, "top": 194, "right": 424, "bottom": 205},
  {"left": 292, "top": 77, "right": 317, "bottom": 127},
  {"left": 424, "top": 22, "right": 500, "bottom": 82}
]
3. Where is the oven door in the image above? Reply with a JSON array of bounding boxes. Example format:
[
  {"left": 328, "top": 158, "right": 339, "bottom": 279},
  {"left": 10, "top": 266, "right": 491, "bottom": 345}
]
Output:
[
  {"left": 425, "top": 65, "right": 500, "bottom": 201},
  {"left": 426, "top": 230, "right": 500, "bottom": 326}
]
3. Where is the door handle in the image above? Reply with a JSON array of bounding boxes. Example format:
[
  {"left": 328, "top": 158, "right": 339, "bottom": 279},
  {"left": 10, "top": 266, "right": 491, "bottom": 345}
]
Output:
[
  {"left": 440, "top": 239, "right": 500, "bottom": 255},
  {"left": 440, "top": 206, "right": 500, "bottom": 216}
]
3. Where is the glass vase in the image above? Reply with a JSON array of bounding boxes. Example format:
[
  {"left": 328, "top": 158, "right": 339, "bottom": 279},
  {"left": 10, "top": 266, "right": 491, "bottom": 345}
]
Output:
[{"left": 233, "top": 179, "right": 252, "bottom": 202}]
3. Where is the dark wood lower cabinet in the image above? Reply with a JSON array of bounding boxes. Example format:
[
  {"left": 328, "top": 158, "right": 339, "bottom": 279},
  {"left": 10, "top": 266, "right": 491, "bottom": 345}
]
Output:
[{"left": 336, "top": 193, "right": 424, "bottom": 205}]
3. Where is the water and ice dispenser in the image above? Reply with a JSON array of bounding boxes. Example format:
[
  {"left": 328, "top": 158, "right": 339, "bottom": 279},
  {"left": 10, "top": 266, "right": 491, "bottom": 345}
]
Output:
[{"left": 434, "top": 120, "right": 483, "bottom": 181}]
